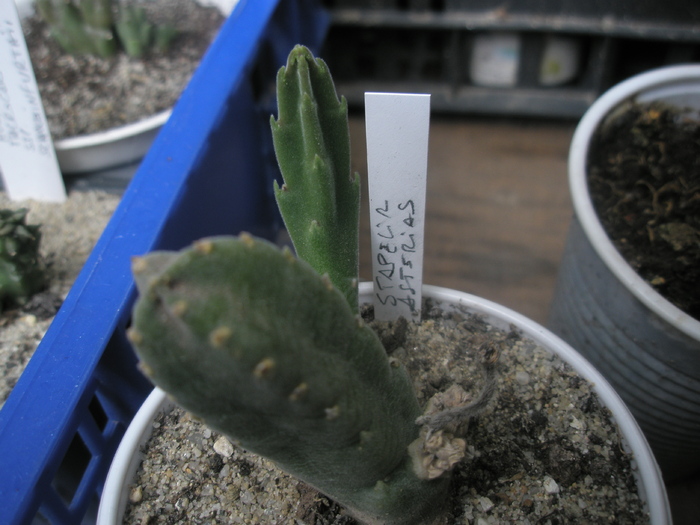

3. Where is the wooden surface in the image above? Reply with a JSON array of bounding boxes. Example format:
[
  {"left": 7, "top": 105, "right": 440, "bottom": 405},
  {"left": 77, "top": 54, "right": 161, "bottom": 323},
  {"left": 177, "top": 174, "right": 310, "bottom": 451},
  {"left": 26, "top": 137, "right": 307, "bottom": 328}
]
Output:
[{"left": 351, "top": 114, "right": 575, "bottom": 325}]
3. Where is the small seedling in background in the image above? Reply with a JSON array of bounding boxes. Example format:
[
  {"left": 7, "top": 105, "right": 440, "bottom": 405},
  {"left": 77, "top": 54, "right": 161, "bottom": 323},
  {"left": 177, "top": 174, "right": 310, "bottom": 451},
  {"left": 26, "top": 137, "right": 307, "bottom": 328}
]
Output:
[
  {"left": 36, "top": 0, "right": 177, "bottom": 58},
  {"left": 0, "top": 208, "right": 46, "bottom": 312}
]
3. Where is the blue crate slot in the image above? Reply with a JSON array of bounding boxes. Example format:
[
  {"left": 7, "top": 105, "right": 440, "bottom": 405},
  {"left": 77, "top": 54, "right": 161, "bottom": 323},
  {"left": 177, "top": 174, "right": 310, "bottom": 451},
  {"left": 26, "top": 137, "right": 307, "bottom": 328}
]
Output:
[{"left": 0, "top": 1, "right": 329, "bottom": 523}]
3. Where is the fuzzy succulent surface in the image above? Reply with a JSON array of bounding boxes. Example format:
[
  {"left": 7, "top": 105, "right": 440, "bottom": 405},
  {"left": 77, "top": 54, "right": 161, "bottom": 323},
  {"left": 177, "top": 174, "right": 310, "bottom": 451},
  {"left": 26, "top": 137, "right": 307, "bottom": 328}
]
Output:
[
  {"left": 271, "top": 45, "right": 360, "bottom": 312},
  {"left": 125, "top": 44, "right": 476, "bottom": 524},
  {"left": 36, "top": 0, "right": 176, "bottom": 58},
  {"left": 128, "top": 236, "right": 448, "bottom": 524},
  {"left": 0, "top": 208, "right": 45, "bottom": 311}
]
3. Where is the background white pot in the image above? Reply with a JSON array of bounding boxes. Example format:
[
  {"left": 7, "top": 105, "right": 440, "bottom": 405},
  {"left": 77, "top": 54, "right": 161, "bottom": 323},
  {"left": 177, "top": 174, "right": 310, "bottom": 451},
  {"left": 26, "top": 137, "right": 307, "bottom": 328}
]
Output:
[
  {"left": 53, "top": 110, "right": 172, "bottom": 174},
  {"left": 13, "top": 0, "right": 238, "bottom": 175},
  {"left": 548, "top": 65, "right": 700, "bottom": 481},
  {"left": 98, "top": 283, "right": 671, "bottom": 525}
]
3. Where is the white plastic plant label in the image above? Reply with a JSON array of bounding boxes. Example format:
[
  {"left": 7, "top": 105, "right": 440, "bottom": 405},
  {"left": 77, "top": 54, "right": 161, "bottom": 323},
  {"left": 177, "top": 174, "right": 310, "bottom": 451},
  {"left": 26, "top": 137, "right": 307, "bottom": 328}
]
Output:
[
  {"left": 365, "top": 92, "right": 430, "bottom": 322},
  {"left": 0, "top": 0, "right": 65, "bottom": 202}
]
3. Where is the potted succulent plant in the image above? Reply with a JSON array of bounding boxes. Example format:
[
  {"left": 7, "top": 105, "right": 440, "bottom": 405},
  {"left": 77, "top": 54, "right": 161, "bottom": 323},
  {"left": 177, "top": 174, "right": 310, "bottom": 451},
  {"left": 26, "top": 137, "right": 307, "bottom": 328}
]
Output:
[
  {"left": 98, "top": 46, "right": 670, "bottom": 524},
  {"left": 548, "top": 64, "right": 700, "bottom": 481},
  {"left": 16, "top": 0, "right": 229, "bottom": 174},
  {"left": 35, "top": 0, "right": 178, "bottom": 58},
  {"left": 0, "top": 208, "right": 45, "bottom": 311}
]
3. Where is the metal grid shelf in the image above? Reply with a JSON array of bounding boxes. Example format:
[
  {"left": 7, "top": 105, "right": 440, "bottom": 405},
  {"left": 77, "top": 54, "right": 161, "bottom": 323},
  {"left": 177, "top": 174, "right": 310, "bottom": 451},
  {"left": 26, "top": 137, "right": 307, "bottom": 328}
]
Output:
[{"left": 320, "top": 1, "right": 700, "bottom": 118}]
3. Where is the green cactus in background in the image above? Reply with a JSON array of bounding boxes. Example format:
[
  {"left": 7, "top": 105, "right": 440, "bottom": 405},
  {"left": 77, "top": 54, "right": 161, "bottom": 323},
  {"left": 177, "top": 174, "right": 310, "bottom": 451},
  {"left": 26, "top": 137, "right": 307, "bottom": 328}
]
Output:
[
  {"left": 37, "top": 0, "right": 116, "bottom": 58},
  {"left": 128, "top": 235, "right": 449, "bottom": 524},
  {"left": 271, "top": 45, "right": 360, "bottom": 312},
  {"left": 115, "top": 5, "right": 176, "bottom": 58},
  {"left": 0, "top": 209, "right": 46, "bottom": 311},
  {"left": 36, "top": 0, "right": 176, "bottom": 59}
]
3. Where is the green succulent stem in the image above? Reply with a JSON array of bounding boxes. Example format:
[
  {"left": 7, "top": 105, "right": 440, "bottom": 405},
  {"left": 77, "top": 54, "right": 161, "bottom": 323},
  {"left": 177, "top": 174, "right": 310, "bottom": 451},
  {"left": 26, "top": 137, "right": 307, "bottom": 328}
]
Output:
[
  {"left": 129, "top": 236, "right": 447, "bottom": 525},
  {"left": 271, "top": 45, "right": 360, "bottom": 313},
  {"left": 0, "top": 208, "right": 45, "bottom": 311}
]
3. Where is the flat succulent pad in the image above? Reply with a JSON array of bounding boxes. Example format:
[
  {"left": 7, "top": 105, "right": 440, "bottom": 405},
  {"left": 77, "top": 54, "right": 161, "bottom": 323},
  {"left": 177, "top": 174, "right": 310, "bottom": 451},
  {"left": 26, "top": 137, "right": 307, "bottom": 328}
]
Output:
[{"left": 127, "top": 235, "right": 451, "bottom": 524}]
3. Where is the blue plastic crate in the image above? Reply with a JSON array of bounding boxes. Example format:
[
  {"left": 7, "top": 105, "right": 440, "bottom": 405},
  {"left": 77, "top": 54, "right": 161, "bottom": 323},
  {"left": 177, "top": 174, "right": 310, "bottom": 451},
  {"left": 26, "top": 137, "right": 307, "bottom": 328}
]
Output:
[{"left": 0, "top": 1, "right": 328, "bottom": 523}]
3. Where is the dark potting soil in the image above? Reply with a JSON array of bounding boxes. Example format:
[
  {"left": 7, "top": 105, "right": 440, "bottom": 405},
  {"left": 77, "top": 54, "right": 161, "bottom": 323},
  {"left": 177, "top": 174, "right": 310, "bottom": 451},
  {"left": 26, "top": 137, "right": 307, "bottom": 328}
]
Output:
[{"left": 587, "top": 101, "right": 700, "bottom": 320}]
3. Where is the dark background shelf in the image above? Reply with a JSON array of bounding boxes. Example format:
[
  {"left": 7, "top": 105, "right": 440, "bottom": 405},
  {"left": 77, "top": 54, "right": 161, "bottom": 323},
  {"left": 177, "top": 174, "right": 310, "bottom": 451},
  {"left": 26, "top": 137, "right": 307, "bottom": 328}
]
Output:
[{"left": 320, "top": 0, "right": 700, "bottom": 118}]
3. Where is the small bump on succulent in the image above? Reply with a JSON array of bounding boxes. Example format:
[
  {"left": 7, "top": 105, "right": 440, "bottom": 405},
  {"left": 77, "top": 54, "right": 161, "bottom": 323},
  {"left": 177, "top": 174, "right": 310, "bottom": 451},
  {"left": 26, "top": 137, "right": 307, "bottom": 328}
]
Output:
[
  {"left": 209, "top": 326, "right": 233, "bottom": 348},
  {"left": 325, "top": 405, "right": 341, "bottom": 420},
  {"left": 171, "top": 300, "right": 188, "bottom": 318},
  {"left": 127, "top": 328, "right": 143, "bottom": 345},
  {"left": 136, "top": 360, "right": 153, "bottom": 377},
  {"left": 253, "top": 358, "right": 276, "bottom": 379},
  {"left": 359, "top": 430, "right": 373, "bottom": 447},
  {"left": 321, "top": 273, "right": 334, "bottom": 291},
  {"left": 282, "top": 246, "right": 296, "bottom": 263},
  {"left": 131, "top": 256, "right": 148, "bottom": 274},
  {"left": 240, "top": 232, "right": 255, "bottom": 248},
  {"left": 194, "top": 239, "right": 214, "bottom": 255},
  {"left": 289, "top": 382, "right": 309, "bottom": 402}
]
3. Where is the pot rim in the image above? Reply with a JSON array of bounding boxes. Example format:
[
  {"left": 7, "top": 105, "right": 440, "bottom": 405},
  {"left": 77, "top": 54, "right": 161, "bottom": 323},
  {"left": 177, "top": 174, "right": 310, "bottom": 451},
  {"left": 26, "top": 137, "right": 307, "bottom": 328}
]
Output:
[
  {"left": 53, "top": 110, "right": 172, "bottom": 152},
  {"left": 98, "top": 284, "right": 670, "bottom": 525},
  {"left": 568, "top": 64, "right": 700, "bottom": 342},
  {"left": 414, "top": 284, "right": 668, "bottom": 525}
]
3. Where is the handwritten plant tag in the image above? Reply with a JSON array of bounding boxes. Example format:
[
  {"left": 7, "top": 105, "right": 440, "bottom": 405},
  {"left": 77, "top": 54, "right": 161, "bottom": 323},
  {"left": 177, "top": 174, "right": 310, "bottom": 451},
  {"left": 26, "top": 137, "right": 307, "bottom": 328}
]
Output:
[
  {"left": 365, "top": 92, "right": 430, "bottom": 322},
  {"left": 0, "top": 0, "right": 65, "bottom": 202}
]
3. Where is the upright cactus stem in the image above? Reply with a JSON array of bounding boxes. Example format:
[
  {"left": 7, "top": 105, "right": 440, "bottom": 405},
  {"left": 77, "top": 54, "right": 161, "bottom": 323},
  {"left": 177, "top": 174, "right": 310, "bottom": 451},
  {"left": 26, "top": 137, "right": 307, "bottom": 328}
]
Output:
[{"left": 271, "top": 45, "right": 360, "bottom": 312}]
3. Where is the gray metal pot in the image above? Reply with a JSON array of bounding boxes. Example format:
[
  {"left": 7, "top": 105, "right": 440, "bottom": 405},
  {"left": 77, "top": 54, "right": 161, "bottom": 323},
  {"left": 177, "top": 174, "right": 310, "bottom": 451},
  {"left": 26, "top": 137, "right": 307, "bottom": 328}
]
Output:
[{"left": 548, "top": 65, "right": 700, "bottom": 481}]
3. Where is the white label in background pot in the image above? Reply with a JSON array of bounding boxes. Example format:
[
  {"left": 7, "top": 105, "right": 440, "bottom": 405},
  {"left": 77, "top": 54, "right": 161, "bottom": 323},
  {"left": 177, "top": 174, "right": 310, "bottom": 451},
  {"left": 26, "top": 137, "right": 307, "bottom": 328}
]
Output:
[
  {"left": 365, "top": 92, "right": 430, "bottom": 322},
  {"left": 470, "top": 32, "right": 521, "bottom": 88},
  {"left": 0, "top": 0, "right": 65, "bottom": 202}
]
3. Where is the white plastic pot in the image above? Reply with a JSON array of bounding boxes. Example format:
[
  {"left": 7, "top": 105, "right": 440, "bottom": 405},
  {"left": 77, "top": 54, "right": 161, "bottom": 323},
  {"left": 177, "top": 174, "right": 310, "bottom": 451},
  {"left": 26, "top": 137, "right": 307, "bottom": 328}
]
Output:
[
  {"left": 548, "top": 65, "right": 700, "bottom": 481},
  {"left": 98, "top": 283, "right": 671, "bottom": 525},
  {"left": 53, "top": 111, "right": 172, "bottom": 174},
  {"left": 14, "top": 0, "right": 238, "bottom": 174}
]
